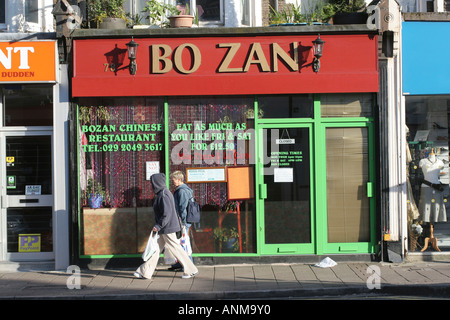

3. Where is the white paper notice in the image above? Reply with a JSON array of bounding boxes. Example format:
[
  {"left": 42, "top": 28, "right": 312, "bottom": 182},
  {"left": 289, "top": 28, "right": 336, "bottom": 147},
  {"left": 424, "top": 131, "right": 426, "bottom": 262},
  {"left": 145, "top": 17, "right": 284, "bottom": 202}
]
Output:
[
  {"left": 274, "top": 167, "right": 293, "bottom": 183},
  {"left": 146, "top": 161, "right": 160, "bottom": 180}
]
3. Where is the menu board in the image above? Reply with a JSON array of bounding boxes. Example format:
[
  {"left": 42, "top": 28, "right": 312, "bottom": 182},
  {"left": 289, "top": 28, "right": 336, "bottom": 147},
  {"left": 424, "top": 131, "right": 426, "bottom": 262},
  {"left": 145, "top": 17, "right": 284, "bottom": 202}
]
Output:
[{"left": 186, "top": 167, "right": 227, "bottom": 183}]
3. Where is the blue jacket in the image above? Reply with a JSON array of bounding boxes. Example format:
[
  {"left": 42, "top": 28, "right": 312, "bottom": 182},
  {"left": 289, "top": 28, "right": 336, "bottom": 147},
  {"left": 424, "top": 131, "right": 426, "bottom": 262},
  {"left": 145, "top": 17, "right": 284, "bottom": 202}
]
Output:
[
  {"left": 151, "top": 173, "right": 181, "bottom": 234},
  {"left": 173, "top": 183, "right": 193, "bottom": 226}
]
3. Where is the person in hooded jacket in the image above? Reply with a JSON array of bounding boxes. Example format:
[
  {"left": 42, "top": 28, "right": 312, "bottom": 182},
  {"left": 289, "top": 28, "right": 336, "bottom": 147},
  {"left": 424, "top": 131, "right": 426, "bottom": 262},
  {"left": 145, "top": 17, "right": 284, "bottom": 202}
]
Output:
[{"left": 134, "top": 173, "right": 198, "bottom": 279}]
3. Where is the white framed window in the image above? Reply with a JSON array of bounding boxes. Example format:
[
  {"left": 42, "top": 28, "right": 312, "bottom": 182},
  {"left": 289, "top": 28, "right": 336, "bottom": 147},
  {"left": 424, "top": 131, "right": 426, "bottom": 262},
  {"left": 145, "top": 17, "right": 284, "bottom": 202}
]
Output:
[
  {"left": 124, "top": 0, "right": 148, "bottom": 18},
  {"left": 241, "top": 0, "right": 251, "bottom": 25},
  {"left": 5, "top": 0, "right": 53, "bottom": 32},
  {"left": 0, "top": 0, "right": 6, "bottom": 30},
  {"left": 175, "top": 0, "right": 224, "bottom": 25},
  {"left": 126, "top": 0, "right": 227, "bottom": 26}
]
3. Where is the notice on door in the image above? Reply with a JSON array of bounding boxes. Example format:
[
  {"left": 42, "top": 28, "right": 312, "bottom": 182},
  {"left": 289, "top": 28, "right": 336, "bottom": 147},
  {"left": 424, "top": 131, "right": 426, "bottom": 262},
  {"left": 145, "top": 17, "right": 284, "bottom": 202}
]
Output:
[
  {"left": 274, "top": 167, "right": 294, "bottom": 182},
  {"left": 26, "top": 185, "right": 41, "bottom": 195}
]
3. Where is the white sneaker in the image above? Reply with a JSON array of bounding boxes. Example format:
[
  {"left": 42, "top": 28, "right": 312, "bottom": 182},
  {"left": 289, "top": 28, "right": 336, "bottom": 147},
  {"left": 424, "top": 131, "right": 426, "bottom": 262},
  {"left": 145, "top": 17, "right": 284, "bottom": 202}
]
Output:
[
  {"left": 181, "top": 271, "right": 198, "bottom": 279},
  {"left": 134, "top": 272, "right": 144, "bottom": 279}
]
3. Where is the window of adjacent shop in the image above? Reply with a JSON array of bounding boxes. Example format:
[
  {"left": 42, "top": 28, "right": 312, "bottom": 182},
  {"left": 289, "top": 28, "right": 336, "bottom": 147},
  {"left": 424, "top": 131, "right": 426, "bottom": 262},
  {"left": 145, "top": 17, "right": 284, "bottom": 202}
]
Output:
[
  {"left": 2, "top": 84, "right": 53, "bottom": 127},
  {"left": 406, "top": 95, "right": 450, "bottom": 253},
  {"left": 0, "top": 84, "right": 54, "bottom": 257},
  {"left": 77, "top": 98, "right": 164, "bottom": 256}
]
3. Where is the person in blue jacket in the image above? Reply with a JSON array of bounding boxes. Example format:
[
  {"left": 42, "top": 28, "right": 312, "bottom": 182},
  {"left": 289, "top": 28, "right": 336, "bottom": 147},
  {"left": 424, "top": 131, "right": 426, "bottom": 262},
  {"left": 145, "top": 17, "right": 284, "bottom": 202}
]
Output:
[
  {"left": 134, "top": 173, "right": 198, "bottom": 279},
  {"left": 169, "top": 170, "right": 194, "bottom": 271}
]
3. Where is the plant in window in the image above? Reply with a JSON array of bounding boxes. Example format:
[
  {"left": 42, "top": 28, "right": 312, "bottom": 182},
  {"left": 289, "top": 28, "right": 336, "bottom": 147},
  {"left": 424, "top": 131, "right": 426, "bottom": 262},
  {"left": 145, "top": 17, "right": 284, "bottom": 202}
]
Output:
[
  {"left": 168, "top": 2, "right": 194, "bottom": 28},
  {"left": 213, "top": 227, "right": 240, "bottom": 252},
  {"left": 87, "top": 0, "right": 127, "bottom": 28},
  {"left": 84, "top": 178, "right": 107, "bottom": 208},
  {"left": 142, "top": 0, "right": 180, "bottom": 27}
]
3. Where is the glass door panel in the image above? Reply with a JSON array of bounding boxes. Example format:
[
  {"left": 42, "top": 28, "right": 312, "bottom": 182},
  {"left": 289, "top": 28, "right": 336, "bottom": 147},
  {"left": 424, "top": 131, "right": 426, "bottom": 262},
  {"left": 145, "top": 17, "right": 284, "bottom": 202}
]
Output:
[
  {"left": 1, "top": 133, "right": 53, "bottom": 260},
  {"left": 260, "top": 125, "right": 314, "bottom": 254}
]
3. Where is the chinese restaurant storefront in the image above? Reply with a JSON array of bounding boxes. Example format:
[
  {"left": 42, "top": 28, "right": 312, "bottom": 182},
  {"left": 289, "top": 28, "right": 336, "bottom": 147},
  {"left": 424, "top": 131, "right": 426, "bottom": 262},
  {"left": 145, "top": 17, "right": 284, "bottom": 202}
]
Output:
[
  {"left": 71, "top": 27, "right": 379, "bottom": 264},
  {"left": 0, "top": 36, "right": 70, "bottom": 269}
]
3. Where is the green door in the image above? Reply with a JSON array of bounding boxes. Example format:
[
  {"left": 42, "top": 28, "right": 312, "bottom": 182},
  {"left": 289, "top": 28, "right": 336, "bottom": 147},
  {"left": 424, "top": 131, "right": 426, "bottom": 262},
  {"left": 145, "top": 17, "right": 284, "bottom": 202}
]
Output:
[
  {"left": 257, "top": 124, "right": 315, "bottom": 254},
  {"left": 319, "top": 122, "right": 377, "bottom": 254}
]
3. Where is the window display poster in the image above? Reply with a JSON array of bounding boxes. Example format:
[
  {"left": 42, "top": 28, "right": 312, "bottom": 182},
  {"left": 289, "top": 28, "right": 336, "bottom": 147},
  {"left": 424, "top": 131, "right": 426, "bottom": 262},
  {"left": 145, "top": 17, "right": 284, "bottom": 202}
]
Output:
[
  {"left": 18, "top": 234, "right": 41, "bottom": 253},
  {"left": 146, "top": 161, "right": 160, "bottom": 180}
]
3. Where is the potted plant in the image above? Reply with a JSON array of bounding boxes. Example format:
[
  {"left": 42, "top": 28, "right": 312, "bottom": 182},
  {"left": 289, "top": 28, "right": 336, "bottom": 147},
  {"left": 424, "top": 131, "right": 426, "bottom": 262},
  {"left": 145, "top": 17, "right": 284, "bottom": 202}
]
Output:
[
  {"left": 323, "top": 0, "right": 368, "bottom": 24},
  {"left": 88, "top": 0, "right": 127, "bottom": 29},
  {"left": 168, "top": 2, "right": 194, "bottom": 28},
  {"left": 142, "top": 0, "right": 180, "bottom": 28},
  {"left": 85, "top": 178, "right": 106, "bottom": 208},
  {"left": 213, "top": 227, "right": 239, "bottom": 253}
]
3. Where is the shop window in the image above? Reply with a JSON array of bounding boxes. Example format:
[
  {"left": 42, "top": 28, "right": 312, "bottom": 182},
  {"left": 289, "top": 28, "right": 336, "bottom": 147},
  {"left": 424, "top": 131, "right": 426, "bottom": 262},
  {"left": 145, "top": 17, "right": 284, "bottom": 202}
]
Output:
[
  {"left": 78, "top": 98, "right": 164, "bottom": 255},
  {"left": 169, "top": 96, "right": 256, "bottom": 254},
  {"left": 321, "top": 93, "right": 373, "bottom": 118},
  {"left": 406, "top": 95, "right": 450, "bottom": 252},
  {"left": 2, "top": 84, "right": 53, "bottom": 127},
  {"left": 258, "top": 95, "right": 313, "bottom": 119}
]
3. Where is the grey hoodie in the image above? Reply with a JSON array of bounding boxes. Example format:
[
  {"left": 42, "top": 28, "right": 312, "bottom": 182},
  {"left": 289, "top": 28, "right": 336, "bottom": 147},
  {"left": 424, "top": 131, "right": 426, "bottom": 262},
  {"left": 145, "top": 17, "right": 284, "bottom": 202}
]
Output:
[{"left": 150, "top": 173, "right": 181, "bottom": 234}]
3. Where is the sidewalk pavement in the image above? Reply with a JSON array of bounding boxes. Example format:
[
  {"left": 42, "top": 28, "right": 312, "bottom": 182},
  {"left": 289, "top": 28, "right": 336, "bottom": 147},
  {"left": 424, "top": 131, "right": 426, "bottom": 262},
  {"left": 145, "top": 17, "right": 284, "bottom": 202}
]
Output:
[{"left": 0, "top": 259, "right": 450, "bottom": 300}]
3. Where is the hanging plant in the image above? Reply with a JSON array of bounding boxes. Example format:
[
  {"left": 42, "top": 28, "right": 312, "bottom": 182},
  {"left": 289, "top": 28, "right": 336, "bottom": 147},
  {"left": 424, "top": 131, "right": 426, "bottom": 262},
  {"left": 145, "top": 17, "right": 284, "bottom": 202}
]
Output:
[{"left": 79, "top": 106, "right": 112, "bottom": 124}]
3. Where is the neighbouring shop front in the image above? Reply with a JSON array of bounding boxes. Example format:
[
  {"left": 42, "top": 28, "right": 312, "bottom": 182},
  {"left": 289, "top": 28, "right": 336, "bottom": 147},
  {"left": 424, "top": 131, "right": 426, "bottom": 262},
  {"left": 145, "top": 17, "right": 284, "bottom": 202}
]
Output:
[
  {"left": 0, "top": 36, "right": 70, "bottom": 269},
  {"left": 403, "top": 19, "right": 450, "bottom": 255},
  {"left": 71, "top": 27, "right": 379, "bottom": 263}
]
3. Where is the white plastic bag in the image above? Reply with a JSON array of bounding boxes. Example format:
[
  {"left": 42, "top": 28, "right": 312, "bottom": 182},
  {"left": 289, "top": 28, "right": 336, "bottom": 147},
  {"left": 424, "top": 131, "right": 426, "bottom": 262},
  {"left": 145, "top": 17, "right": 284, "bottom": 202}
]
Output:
[
  {"left": 180, "top": 227, "right": 192, "bottom": 256},
  {"left": 142, "top": 231, "right": 159, "bottom": 262},
  {"left": 163, "top": 249, "right": 177, "bottom": 265},
  {"left": 314, "top": 257, "right": 337, "bottom": 268}
]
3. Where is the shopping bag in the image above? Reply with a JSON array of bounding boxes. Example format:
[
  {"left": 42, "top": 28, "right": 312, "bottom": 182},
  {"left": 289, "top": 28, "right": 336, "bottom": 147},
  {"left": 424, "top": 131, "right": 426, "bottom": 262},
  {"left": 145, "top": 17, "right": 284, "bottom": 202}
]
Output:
[
  {"left": 163, "top": 249, "right": 177, "bottom": 265},
  {"left": 180, "top": 228, "right": 192, "bottom": 256},
  {"left": 142, "top": 231, "right": 159, "bottom": 262}
]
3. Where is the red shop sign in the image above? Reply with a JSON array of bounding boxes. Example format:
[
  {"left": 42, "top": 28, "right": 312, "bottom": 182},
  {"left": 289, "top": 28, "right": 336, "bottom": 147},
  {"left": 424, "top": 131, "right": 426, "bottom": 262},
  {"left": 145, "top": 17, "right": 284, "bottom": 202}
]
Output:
[{"left": 72, "top": 34, "right": 378, "bottom": 97}]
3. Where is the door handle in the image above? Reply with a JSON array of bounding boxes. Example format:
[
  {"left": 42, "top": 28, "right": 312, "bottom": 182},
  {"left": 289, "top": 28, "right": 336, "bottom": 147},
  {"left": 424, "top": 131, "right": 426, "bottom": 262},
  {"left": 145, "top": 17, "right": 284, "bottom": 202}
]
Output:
[
  {"left": 259, "top": 184, "right": 267, "bottom": 199},
  {"left": 367, "top": 182, "right": 373, "bottom": 198}
]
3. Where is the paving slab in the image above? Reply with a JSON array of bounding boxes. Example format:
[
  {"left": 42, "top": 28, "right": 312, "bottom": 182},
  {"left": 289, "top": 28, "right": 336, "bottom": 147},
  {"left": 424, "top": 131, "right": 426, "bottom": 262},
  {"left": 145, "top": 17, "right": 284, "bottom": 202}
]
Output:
[{"left": 0, "top": 261, "right": 449, "bottom": 300}]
